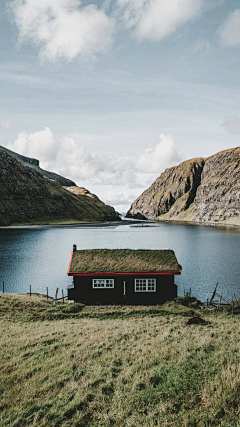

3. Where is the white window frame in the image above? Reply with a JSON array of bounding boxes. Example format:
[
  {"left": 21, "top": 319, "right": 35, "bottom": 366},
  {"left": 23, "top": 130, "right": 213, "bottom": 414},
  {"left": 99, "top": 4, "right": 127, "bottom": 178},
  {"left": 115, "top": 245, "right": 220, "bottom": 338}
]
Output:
[
  {"left": 134, "top": 278, "right": 156, "bottom": 292},
  {"left": 92, "top": 279, "right": 114, "bottom": 289}
]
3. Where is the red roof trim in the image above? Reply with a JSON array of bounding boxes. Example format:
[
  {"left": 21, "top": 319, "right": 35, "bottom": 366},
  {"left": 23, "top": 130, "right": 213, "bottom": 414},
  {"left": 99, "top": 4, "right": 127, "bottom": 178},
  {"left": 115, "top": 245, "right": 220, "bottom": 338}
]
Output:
[
  {"left": 67, "top": 251, "right": 73, "bottom": 275},
  {"left": 68, "top": 270, "right": 181, "bottom": 277}
]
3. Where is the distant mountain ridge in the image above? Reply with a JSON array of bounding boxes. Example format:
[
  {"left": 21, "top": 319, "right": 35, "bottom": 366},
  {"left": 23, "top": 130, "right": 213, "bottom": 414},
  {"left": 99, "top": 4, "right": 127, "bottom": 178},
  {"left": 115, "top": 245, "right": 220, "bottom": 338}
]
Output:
[
  {"left": 126, "top": 147, "right": 240, "bottom": 227},
  {"left": 0, "top": 146, "right": 120, "bottom": 225}
]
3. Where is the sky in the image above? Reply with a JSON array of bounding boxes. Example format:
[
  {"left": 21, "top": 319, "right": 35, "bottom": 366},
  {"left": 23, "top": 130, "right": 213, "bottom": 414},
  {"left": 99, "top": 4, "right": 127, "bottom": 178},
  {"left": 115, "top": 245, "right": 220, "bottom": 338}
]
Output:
[{"left": 0, "top": 0, "right": 240, "bottom": 211}]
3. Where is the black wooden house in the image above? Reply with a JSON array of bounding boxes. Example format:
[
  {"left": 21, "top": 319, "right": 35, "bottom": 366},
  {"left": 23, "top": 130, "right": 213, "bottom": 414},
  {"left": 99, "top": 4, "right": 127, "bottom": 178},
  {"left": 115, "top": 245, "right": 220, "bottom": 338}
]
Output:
[{"left": 67, "top": 247, "right": 181, "bottom": 305}]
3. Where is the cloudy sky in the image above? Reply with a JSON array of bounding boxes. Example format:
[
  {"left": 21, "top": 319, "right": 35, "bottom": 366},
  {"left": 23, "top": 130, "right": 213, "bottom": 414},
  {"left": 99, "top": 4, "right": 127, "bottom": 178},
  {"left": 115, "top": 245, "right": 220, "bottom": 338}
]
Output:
[{"left": 1, "top": 0, "right": 240, "bottom": 211}]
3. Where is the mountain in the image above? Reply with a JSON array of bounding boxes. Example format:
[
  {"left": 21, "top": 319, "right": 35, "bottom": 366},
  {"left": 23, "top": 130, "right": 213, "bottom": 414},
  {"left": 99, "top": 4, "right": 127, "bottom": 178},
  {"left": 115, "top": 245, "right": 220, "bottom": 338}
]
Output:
[
  {"left": 0, "top": 147, "right": 120, "bottom": 225},
  {"left": 126, "top": 147, "right": 240, "bottom": 227},
  {"left": 0, "top": 146, "right": 76, "bottom": 187}
]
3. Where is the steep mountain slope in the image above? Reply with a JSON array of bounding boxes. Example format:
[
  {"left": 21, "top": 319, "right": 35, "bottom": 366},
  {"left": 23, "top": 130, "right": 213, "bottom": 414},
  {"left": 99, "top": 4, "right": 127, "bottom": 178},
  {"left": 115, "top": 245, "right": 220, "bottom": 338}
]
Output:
[
  {"left": 0, "top": 148, "right": 120, "bottom": 225},
  {"left": 0, "top": 146, "right": 76, "bottom": 186},
  {"left": 126, "top": 147, "right": 240, "bottom": 226},
  {"left": 191, "top": 148, "right": 240, "bottom": 224}
]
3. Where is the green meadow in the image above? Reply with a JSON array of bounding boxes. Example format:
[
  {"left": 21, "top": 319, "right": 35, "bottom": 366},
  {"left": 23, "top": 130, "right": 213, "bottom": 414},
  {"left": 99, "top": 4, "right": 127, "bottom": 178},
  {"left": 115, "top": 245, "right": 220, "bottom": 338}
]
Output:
[{"left": 1, "top": 294, "right": 240, "bottom": 427}]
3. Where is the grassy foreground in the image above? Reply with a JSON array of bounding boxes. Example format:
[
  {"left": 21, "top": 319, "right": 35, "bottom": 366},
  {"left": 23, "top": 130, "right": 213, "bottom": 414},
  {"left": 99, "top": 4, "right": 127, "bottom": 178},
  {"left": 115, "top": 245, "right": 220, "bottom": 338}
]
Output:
[{"left": 1, "top": 295, "right": 240, "bottom": 426}]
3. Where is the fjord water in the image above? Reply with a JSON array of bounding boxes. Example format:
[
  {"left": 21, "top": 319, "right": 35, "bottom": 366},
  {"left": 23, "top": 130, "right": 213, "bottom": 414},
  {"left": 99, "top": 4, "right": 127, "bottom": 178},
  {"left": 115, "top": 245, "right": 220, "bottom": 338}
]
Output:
[{"left": 0, "top": 221, "right": 239, "bottom": 302}]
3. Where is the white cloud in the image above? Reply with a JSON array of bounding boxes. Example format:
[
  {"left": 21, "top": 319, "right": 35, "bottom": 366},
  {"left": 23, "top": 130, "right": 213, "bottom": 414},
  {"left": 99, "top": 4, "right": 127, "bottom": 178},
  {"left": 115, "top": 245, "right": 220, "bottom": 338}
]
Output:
[
  {"left": 8, "top": 0, "right": 211, "bottom": 60},
  {"left": 7, "top": 128, "right": 181, "bottom": 209},
  {"left": 10, "top": 127, "right": 57, "bottom": 160},
  {"left": 117, "top": 0, "right": 203, "bottom": 40},
  {"left": 102, "top": 190, "right": 140, "bottom": 207},
  {"left": 8, "top": 128, "right": 140, "bottom": 188},
  {"left": 1, "top": 121, "right": 10, "bottom": 129},
  {"left": 9, "top": 0, "right": 115, "bottom": 61},
  {"left": 221, "top": 116, "right": 240, "bottom": 134},
  {"left": 136, "top": 133, "right": 181, "bottom": 173},
  {"left": 219, "top": 9, "right": 240, "bottom": 47}
]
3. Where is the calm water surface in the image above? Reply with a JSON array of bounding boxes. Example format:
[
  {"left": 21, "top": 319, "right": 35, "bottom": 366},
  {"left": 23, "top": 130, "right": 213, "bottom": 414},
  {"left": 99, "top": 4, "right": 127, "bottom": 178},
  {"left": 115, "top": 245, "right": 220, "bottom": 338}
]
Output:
[{"left": 0, "top": 221, "right": 239, "bottom": 302}]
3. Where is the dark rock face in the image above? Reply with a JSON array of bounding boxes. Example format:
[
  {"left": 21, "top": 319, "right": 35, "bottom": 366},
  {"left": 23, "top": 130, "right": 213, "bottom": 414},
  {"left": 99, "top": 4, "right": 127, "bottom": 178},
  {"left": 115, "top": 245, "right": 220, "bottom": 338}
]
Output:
[
  {"left": 0, "top": 146, "right": 40, "bottom": 166},
  {"left": 0, "top": 148, "right": 120, "bottom": 225},
  {"left": 192, "top": 148, "right": 240, "bottom": 223},
  {"left": 0, "top": 146, "right": 76, "bottom": 187},
  {"left": 126, "top": 147, "right": 240, "bottom": 226},
  {"left": 126, "top": 212, "right": 147, "bottom": 220},
  {"left": 126, "top": 158, "right": 205, "bottom": 220}
]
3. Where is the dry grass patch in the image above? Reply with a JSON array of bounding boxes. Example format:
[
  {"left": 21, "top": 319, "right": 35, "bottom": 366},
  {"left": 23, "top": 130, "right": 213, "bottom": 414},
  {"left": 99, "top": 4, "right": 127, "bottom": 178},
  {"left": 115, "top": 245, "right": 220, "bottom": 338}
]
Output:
[
  {"left": 69, "top": 249, "right": 180, "bottom": 273},
  {"left": 1, "top": 294, "right": 240, "bottom": 426}
]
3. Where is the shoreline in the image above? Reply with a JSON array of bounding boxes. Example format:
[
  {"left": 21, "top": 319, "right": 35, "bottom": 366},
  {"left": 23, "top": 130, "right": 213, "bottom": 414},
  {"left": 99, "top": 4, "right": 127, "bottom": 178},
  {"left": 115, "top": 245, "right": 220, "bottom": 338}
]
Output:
[
  {"left": 154, "top": 217, "right": 240, "bottom": 230},
  {"left": 126, "top": 216, "right": 240, "bottom": 231},
  {"left": 0, "top": 217, "right": 239, "bottom": 231},
  {"left": 0, "top": 218, "right": 146, "bottom": 229}
]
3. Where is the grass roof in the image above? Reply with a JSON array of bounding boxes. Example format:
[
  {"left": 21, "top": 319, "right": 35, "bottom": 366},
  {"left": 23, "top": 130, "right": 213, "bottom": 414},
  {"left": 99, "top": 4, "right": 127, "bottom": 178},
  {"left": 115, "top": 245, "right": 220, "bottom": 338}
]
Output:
[{"left": 69, "top": 249, "right": 180, "bottom": 273}]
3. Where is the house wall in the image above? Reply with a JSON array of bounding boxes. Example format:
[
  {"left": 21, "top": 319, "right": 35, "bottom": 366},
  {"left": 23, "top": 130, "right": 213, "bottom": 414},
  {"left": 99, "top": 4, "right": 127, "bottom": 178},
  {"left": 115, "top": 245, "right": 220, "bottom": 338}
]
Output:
[{"left": 68, "top": 275, "right": 177, "bottom": 305}]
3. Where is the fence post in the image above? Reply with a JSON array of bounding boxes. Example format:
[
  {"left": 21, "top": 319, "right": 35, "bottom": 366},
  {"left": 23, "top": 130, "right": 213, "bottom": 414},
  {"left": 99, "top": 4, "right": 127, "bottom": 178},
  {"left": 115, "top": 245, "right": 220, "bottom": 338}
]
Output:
[
  {"left": 233, "top": 293, "right": 239, "bottom": 308},
  {"left": 3, "top": 281, "right": 4, "bottom": 294},
  {"left": 52, "top": 288, "right": 58, "bottom": 308},
  {"left": 46, "top": 287, "right": 48, "bottom": 300},
  {"left": 62, "top": 289, "right": 64, "bottom": 304},
  {"left": 217, "top": 294, "right": 222, "bottom": 309},
  {"left": 30, "top": 285, "right": 31, "bottom": 297}
]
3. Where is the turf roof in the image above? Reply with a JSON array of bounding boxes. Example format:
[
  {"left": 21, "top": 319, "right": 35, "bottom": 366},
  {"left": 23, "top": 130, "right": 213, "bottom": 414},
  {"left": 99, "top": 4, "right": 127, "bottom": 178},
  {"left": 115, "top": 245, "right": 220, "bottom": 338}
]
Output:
[{"left": 69, "top": 249, "right": 180, "bottom": 273}]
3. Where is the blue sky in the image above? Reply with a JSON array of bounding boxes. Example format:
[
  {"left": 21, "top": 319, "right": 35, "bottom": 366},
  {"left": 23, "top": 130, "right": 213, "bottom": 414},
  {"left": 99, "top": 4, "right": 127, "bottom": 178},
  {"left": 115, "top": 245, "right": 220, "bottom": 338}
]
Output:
[{"left": 1, "top": 0, "right": 240, "bottom": 210}]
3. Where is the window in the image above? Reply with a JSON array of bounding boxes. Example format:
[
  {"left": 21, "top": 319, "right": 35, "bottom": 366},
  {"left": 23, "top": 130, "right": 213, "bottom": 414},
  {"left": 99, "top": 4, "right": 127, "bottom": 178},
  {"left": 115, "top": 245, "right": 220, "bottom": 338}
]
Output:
[
  {"left": 92, "top": 279, "right": 114, "bottom": 289},
  {"left": 135, "top": 278, "right": 156, "bottom": 292}
]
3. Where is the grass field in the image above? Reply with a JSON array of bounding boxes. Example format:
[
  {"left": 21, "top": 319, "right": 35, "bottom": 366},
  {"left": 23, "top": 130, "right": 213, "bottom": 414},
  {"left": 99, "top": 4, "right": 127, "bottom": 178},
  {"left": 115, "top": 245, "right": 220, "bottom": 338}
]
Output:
[{"left": 1, "top": 294, "right": 240, "bottom": 426}]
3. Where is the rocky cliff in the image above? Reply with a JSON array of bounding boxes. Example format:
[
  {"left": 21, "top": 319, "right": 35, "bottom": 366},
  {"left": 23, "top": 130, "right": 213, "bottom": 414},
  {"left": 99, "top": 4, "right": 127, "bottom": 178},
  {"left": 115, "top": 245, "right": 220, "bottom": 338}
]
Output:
[
  {"left": 126, "top": 147, "right": 240, "bottom": 226},
  {"left": 0, "top": 146, "right": 76, "bottom": 187},
  {"left": 0, "top": 148, "right": 120, "bottom": 225}
]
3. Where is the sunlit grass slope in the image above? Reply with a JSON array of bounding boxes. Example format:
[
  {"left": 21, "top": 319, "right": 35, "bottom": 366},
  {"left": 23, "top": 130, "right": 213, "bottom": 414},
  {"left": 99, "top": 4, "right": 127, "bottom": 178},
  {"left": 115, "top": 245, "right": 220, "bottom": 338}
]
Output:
[{"left": 1, "top": 294, "right": 240, "bottom": 426}]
